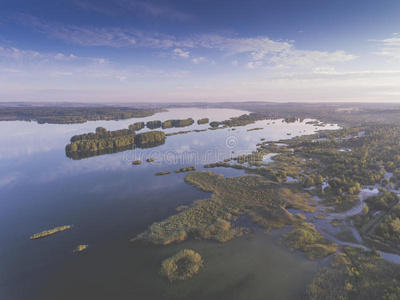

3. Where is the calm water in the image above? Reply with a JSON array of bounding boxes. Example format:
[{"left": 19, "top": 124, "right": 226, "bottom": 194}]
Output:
[{"left": 0, "top": 108, "right": 340, "bottom": 299}]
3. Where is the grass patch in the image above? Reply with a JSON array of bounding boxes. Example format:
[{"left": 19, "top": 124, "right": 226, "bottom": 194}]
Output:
[
  {"left": 30, "top": 225, "right": 72, "bottom": 240},
  {"left": 160, "top": 249, "right": 203, "bottom": 282}
]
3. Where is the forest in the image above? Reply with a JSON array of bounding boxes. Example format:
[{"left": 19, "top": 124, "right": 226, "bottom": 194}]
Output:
[
  {"left": 65, "top": 125, "right": 165, "bottom": 158},
  {"left": 0, "top": 106, "right": 159, "bottom": 124}
]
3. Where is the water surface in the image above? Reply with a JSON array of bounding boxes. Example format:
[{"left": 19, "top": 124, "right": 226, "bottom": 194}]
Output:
[{"left": 0, "top": 108, "right": 340, "bottom": 299}]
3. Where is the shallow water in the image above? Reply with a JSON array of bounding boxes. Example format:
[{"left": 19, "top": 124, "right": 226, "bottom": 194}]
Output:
[{"left": 0, "top": 108, "right": 340, "bottom": 299}]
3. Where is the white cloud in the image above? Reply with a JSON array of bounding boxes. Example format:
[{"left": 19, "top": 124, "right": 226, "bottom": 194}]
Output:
[
  {"left": 269, "top": 50, "right": 357, "bottom": 67},
  {"left": 173, "top": 48, "right": 190, "bottom": 58},
  {"left": 369, "top": 37, "right": 400, "bottom": 59},
  {"left": 191, "top": 56, "right": 207, "bottom": 64},
  {"left": 11, "top": 14, "right": 357, "bottom": 69}
]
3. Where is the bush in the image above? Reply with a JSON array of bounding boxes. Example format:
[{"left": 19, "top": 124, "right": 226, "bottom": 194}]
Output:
[{"left": 160, "top": 249, "right": 203, "bottom": 282}]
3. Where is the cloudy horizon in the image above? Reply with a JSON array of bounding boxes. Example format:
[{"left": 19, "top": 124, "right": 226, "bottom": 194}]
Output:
[{"left": 1, "top": 0, "right": 400, "bottom": 103}]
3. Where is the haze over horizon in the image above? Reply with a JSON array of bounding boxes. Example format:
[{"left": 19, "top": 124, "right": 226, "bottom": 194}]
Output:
[{"left": 1, "top": 0, "right": 400, "bottom": 103}]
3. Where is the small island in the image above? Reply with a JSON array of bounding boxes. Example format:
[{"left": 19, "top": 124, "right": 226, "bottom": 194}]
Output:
[
  {"left": 146, "top": 158, "right": 155, "bottom": 162},
  {"left": 73, "top": 244, "right": 89, "bottom": 253},
  {"left": 197, "top": 118, "right": 209, "bottom": 125},
  {"left": 132, "top": 160, "right": 142, "bottom": 165},
  {"left": 30, "top": 225, "right": 72, "bottom": 240},
  {"left": 174, "top": 166, "right": 196, "bottom": 173},
  {"left": 155, "top": 171, "right": 171, "bottom": 176},
  {"left": 65, "top": 127, "right": 166, "bottom": 159},
  {"left": 160, "top": 249, "right": 203, "bottom": 282},
  {"left": 162, "top": 118, "right": 194, "bottom": 129}
]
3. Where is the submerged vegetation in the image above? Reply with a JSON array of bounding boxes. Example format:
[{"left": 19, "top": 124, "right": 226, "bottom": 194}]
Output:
[
  {"left": 30, "top": 225, "right": 72, "bottom": 240},
  {"left": 160, "top": 249, "right": 203, "bottom": 282}
]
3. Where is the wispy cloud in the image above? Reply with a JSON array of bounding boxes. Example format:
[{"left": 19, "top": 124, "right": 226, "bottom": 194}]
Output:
[
  {"left": 172, "top": 48, "right": 190, "bottom": 58},
  {"left": 369, "top": 37, "right": 400, "bottom": 59},
  {"left": 72, "top": 0, "right": 192, "bottom": 22}
]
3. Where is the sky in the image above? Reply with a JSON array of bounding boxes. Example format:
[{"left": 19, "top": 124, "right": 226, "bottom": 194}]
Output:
[{"left": 0, "top": 0, "right": 400, "bottom": 103}]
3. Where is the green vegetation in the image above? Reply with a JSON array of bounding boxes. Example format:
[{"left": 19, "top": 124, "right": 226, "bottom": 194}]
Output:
[
  {"left": 247, "top": 127, "right": 263, "bottom": 131},
  {"left": 129, "top": 122, "right": 145, "bottom": 131},
  {"left": 162, "top": 118, "right": 194, "bottom": 129},
  {"left": 174, "top": 166, "right": 196, "bottom": 173},
  {"left": 135, "top": 131, "right": 166, "bottom": 145},
  {"left": 160, "top": 249, "right": 203, "bottom": 282},
  {"left": 146, "top": 120, "right": 162, "bottom": 129},
  {"left": 306, "top": 246, "right": 400, "bottom": 300},
  {"left": 0, "top": 107, "right": 158, "bottom": 124},
  {"left": 30, "top": 225, "right": 72, "bottom": 240},
  {"left": 73, "top": 244, "right": 89, "bottom": 253},
  {"left": 209, "top": 113, "right": 271, "bottom": 128},
  {"left": 280, "top": 221, "right": 337, "bottom": 259},
  {"left": 155, "top": 171, "right": 171, "bottom": 176},
  {"left": 166, "top": 130, "right": 192, "bottom": 136},
  {"left": 132, "top": 160, "right": 142, "bottom": 165},
  {"left": 146, "top": 158, "right": 155, "bottom": 162},
  {"left": 197, "top": 118, "right": 209, "bottom": 125},
  {"left": 134, "top": 172, "right": 331, "bottom": 258},
  {"left": 184, "top": 171, "right": 223, "bottom": 192},
  {"left": 65, "top": 127, "right": 165, "bottom": 159}
]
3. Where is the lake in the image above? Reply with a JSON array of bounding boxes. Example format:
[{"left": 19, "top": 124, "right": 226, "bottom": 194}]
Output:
[{"left": 0, "top": 108, "right": 340, "bottom": 299}]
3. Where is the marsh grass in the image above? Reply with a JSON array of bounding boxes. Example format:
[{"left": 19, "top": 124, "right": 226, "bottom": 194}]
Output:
[
  {"left": 134, "top": 172, "right": 332, "bottom": 258},
  {"left": 160, "top": 249, "right": 203, "bottom": 282},
  {"left": 30, "top": 225, "right": 72, "bottom": 240}
]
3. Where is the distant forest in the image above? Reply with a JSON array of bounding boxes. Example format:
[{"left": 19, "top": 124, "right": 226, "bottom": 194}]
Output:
[{"left": 0, "top": 107, "right": 161, "bottom": 124}]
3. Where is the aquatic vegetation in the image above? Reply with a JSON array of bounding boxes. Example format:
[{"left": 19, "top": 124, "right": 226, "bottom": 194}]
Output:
[
  {"left": 73, "top": 244, "right": 89, "bottom": 253},
  {"left": 247, "top": 127, "right": 263, "bottom": 131},
  {"left": 134, "top": 172, "right": 321, "bottom": 251},
  {"left": 280, "top": 221, "right": 337, "bottom": 259},
  {"left": 132, "top": 160, "right": 142, "bottom": 165},
  {"left": 184, "top": 171, "right": 223, "bottom": 192},
  {"left": 30, "top": 225, "right": 72, "bottom": 240},
  {"left": 174, "top": 166, "right": 196, "bottom": 173},
  {"left": 155, "top": 171, "right": 171, "bottom": 176},
  {"left": 166, "top": 130, "right": 192, "bottom": 136},
  {"left": 160, "top": 249, "right": 203, "bottom": 282}
]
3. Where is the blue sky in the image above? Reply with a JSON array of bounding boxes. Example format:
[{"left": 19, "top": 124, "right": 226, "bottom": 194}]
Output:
[{"left": 1, "top": 0, "right": 400, "bottom": 103}]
